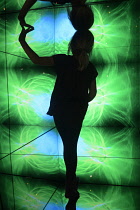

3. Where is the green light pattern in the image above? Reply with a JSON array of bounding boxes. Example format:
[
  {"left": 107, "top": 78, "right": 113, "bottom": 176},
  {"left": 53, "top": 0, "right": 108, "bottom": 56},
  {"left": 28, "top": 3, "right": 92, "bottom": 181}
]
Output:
[
  {"left": 0, "top": 0, "right": 137, "bottom": 126},
  {"left": 7, "top": 61, "right": 56, "bottom": 125},
  {"left": 1, "top": 125, "right": 52, "bottom": 153},
  {"left": 59, "top": 127, "right": 139, "bottom": 185},
  {"left": 84, "top": 64, "right": 134, "bottom": 126},
  {"left": 1, "top": 125, "right": 139, "bottom": 185},
  {"left": 11, "top": 127, "right": 57, "bottom": 154},
  {"left": 0, "top": 17, "right": 5, "bottom": 51},
  {"left": 5, "top": 0, "right": 52, "bottom": 12},
  {"left": 13, "top": 176, "right": 56, "bottom": 209},
  {"left": 0, "top": 56, "right": 8, "bottom": 124},
  {"left": 0, "top": 154, "right": 12, "bottom": 174},
  {"left": 0, "top": 125, "right": 10, "bottom": 153},
  {"left": 70, "top": 184, "right": 135, "bottom": 209},
  {"left": 0, "top": 1, "right": 4, "bottom": 12},
  {"left": 6, "top": 11, "right": 55, "bottom": 57},
  {"left": 54, "top": 2, "right": 133, "bottom": 63},
  {"left": 2, "top": 0, "right": 127, "bottom": 13},
  {"left": 3, "top": 63, "right": 137, "bottom": 126},
  {"left": 12, "top": 155, "right": 59, "bottom": 176},
  {"left": 91, "top": 2, "right": 132, "bottom": 63},
  {"left": 0, "top": 175, "right": 14, "bottom": 209},
  {"left": 4, "top": 1, "right": 133, "bottom": 60},
  {"left": 0, "top": 0, "right": 139, "bottom": 198},
  {"left": 0, "top": 175, "right": 137, "bottom": 209}
]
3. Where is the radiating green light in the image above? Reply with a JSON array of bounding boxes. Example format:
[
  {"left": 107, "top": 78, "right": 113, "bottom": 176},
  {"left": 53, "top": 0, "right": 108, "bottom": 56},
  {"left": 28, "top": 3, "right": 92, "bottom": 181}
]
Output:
[{"left": 0, "top": 174, "right": 136, "bottom": 209}]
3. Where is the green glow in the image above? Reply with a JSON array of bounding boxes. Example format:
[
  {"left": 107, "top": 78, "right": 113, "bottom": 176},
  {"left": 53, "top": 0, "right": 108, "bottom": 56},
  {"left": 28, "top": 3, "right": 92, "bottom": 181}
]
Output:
[
  {"left": 13, "top": 176, "right": 56, "bottom": 209},
  {"left": 11, "top": 127, "right": 57, "bottom": 154},
  {"left": 3, "top": 1, "right": 133, "bottom": 59},
  {"left": 2, "top": 0, "right": 126, "bottom": 13},
  {"left": 59, "top": 127, "right": 139, "bottom": 185},
  {"left": 11, "top": 155, "right": 59, "bottom": 177},
  {"left": 0, "top": 125, "right": 10, "bottom": 153},
  {"left": 8, "top": 66, "right": 56, "bottom": 125},
  {"left": 6, "top": 11, "right": 55, "bottom": 57},
  {"left": 0, "top": 0, "right": 138, "bottom": 125},
  {"left": 0, "top": 175, "right": 137, "bottom": 209},
  {"left": 91, "top": 2, "right": 132, "bottom": 63},
  {"left": 0, "top": 55, "right": 8, "bottom": 124},
  {"left": 9, "top": 0, "right": 52, "bottom": 11},
  {"left": 0, "top": 63, "right": 137, "bottom": 126},
  {"left": 0, "top": 2, "right": 4, "bottom": 12},
  {"left": 1, "top": 125, "right": 139, "bottom": 186},
  {"left": 0, "top": 0, "right": 139, "bottom": 203},
  {"left": 84, "top": 64, "right": 134, "bottom": 126},
  {"left": 0, "top": 175, "right": 14, "bottom": 209},
  {"left": 0, "top": 154, "right": 12, "bottom": 174}
]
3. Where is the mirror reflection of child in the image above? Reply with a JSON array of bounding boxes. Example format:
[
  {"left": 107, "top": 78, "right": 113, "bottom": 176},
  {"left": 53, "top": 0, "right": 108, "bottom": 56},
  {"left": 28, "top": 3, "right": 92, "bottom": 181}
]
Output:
[{"left": 18, "top": 0, "right": 94, "bottom": 30}]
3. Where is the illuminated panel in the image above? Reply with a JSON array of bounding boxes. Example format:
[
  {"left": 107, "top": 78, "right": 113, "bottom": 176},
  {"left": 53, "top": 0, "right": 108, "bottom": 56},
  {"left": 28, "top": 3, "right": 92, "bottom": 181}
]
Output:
[
  {"left": 0, "top": 125, "right": 58, "bottom": 175},
  {"left": 5, "top": 63, "right": 138, "bottom": 126},
  {"left": 83, "top": 63, "right": 139, "bottom": 126},
  {"left": 0, "top": 125, "right": 10, "bottom": 154},
  {"left": 5, "top": 0, "right": 52, "bottom": 12},
  {"left": 0, "top": 54, "right": 8, "bottom": 124},
  {"left": 7, "top": 54, "right": 56, "bottom": 125},
  {"left": 0, "top": 126, "right": 59, "bottom": 177},
  {"left": 91, "top": 1, "right": 133, "bottom": 64},
  {"left": 0, "top": 0, "right": 4, "bottom": 12},
  {"left": 0, "top": 154, "right": 12, "bottom": 174},
  {"left": 4, "top": 1, "right": 135, "bottom": 62},
  {"left": 4, "top": 0, "right": 126, "bottom": 12},
  {"left": 0, "top": 15, "right": 8, "bottom": 123},
  {"left": 6, "top": 10, "right": 55, "bottom": 57},
  {"left": 0, "top": 126, "right": 140, "bottom": 185},
  {"left": 11, "top": 154, "right": 60, "bottom": 178},
  {"left": 0, "top": 0, "right": 139, "bottom": 127},
  {"left": 54, "top": 1, "right": 135, "bottom": 64},
  {"left": 49, "top": 184, "right": 136, "bottom": 209},
  {"left": 0, "top": 175, "right": 14, "bottom": 210},
  {"left": 55, "top": 7, "right": 76, "bottom": 52},
  {"left": 0, "top": 174, "right": 139, "bottom": 209},
  {"left": 0, "top": 12, "right": 5, "bottom": 53},
  {"left": 58, "top": 127, "right": 140, "bottom": 186},
  {"left": 13, "top": 176, "right": 56, "bottom": 210},
  {"left": 11, "top": 126, "right": 57, "bottom": 154}
]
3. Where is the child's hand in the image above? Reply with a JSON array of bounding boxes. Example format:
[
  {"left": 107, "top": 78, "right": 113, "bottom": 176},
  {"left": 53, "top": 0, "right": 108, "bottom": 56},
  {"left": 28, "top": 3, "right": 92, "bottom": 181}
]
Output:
[
  {"left": 19, "top": 27, "right": 34, "bottom": 41},
  {"left": 18, "top": 16, "right": 34, "bottom": 31},
  {"left": 20, "top": 20, "right": 34, "bottom": 30}
]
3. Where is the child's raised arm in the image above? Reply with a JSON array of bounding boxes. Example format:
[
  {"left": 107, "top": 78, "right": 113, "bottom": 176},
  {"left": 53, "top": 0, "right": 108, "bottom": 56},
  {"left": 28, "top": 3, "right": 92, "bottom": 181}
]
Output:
[
  {"left": 18, "top": 0, "right": 37, "bottom": 28},
  {"left": 19, "top": 27, "right": 54, "bottom": 66},
  {"left": 18, "top": 0, "right": 50, "bottom": 28}
]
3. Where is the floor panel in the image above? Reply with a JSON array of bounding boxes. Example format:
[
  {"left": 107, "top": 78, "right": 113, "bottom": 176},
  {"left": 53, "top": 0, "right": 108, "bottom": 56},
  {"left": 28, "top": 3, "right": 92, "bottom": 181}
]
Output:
[{"left": 0, "top": 174, "right": 140, "bottom": 210}]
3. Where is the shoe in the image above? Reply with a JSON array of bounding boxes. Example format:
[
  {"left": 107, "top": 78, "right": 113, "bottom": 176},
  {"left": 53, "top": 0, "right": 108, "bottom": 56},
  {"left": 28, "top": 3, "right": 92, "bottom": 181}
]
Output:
[{"left": 65, "top": 177, "right": 80, "bottom": 198}]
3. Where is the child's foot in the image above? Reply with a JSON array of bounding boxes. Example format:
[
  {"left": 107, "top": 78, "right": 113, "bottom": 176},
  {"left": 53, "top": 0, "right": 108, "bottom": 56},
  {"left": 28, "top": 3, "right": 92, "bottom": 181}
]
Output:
[{"left": 65, "top": 177, "right": 80, "bottom": 198}]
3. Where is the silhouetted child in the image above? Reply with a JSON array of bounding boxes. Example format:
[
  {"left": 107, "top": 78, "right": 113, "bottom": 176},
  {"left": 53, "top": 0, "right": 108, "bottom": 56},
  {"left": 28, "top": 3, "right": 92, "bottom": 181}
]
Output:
[{"left": 19, "top": 27, "right": 98, "bottom": 200}]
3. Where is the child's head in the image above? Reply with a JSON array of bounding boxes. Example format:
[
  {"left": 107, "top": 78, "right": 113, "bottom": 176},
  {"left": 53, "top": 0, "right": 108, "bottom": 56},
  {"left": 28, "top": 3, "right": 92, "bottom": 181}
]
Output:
[
  {"left": 68, "top": 4, "right": 94, "bottom": 30},
  {"left": 68, "top": 30, "right": 94, "bottom": 71}
]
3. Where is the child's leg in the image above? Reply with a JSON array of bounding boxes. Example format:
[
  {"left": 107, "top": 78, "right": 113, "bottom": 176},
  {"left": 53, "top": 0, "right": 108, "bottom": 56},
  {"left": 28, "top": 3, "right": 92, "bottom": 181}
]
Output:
[
  {"left": 53, "top": 113, "right": 81, "bottom": 179},
  {"left": 53, "top": 104, "right": 87, "bottom": 197}
]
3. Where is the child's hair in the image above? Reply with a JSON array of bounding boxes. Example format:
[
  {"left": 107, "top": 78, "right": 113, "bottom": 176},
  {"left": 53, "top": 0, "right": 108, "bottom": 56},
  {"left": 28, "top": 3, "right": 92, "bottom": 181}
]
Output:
[
  {"left": 67, "top": 4, "right": 94, "bottom": 30},
  {"left": 68, "top": 30, "right": 94, "bottom": 71}
]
